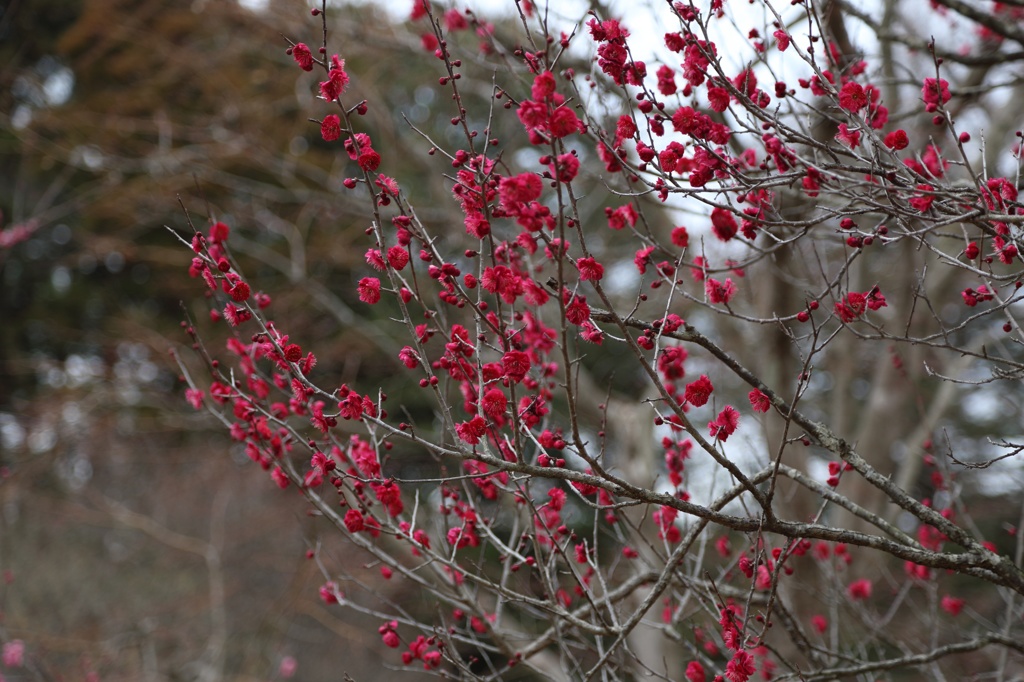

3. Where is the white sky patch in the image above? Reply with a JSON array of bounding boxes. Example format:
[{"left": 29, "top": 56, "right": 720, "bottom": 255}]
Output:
[
  {"left": 602, "top": 258, "right": 640, "bottom": 295},
  {"left": 237, "top": 0, "right": 269, "bottom": 12},
  {"left": 42, "top": 66, "right": 74, "bottom": 106},
  {"left": 806, "top": 455, "right": 830, "bottom": 484},
  {"left": 960, "top": 389, "right": 1004, "bottom": 424},
  {"left": 0, "top": 413, "right": 26, "bottom": 450},
  {"left": 653, "top": 409, "right": 769, "bottom": 509},
  {"left": 972, "top": 445, "right": 1024, "bottom": 496},
  {"left": 11, "top": 106, "right": 32, "bottom": 130}
]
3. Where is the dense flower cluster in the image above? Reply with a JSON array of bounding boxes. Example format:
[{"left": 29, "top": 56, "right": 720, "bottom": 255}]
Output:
[{"left": 174, "top": 0, "right": 1024, "bottom": 679}]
